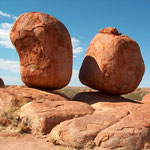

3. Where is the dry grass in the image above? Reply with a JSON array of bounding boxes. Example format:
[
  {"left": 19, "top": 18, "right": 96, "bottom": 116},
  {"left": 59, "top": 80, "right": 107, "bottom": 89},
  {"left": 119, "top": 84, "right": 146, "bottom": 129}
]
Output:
[
  {"left": 0, "top": 100, "right": 29, "bottom": 133},
  {"left": 123, "top": 88, "right": 150, "bottom": 100}
]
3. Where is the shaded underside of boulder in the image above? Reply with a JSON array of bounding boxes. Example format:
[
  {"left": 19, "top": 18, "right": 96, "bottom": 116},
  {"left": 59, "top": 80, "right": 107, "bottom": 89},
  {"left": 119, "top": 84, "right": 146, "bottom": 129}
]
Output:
[{"left": 0, "top": 78, "right": 5, "bottom": 88}]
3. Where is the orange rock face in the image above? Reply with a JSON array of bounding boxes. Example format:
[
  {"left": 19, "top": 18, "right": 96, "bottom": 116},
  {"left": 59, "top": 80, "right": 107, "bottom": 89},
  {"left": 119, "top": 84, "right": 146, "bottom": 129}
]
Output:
[
  {"left": 0, "top": 78, "right": 5, "bottom": 88},
  {"left": 142, "top": 93, "right": 150, "bottom": 104},
  {"left": 79, "top": 27, "right": 145, "bottom": 95},
  {"left": 10, "top": 12, "right": 72, "bottom": 90},
  {"left": 0, "top": 86, "right": 68, "bottom": 114},
  {"left": 49, "top": 94, "right": 150, "bottom": 150},
  {"left": 19, "top": 100, "right": 94, "bottom": 134}
]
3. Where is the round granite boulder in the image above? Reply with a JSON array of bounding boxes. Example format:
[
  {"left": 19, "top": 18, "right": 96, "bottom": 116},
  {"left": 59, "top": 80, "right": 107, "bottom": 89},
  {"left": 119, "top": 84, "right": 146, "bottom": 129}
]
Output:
[
  {"left": 10, "top": 12, "right": 72, "bottom": 90},
  {"left": 79, "top": 27, "right": 145, "bottom": 95}
]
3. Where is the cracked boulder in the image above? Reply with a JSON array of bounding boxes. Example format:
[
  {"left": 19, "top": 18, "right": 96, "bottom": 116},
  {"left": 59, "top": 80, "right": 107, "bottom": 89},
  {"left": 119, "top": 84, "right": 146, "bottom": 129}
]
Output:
[
  {"left": 18, "top": 100, "right": 94, "bottom": 135},
  {"left": 79, "top": 27, "right": 145, "bottom": 95},
  {"left": 49, "top": 99, "right": 150, "bottom": 150},
  {"left": 0, "top": 78, "right": 5, "bottom": 88},
  {"left": 10, "top": 12, "right": 72, "bottom": 90}
]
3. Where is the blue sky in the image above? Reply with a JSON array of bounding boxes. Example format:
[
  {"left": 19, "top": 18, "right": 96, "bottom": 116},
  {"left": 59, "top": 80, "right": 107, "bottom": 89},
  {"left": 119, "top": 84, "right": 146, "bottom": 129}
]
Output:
[{"left": 0, "top": 0, "right": 149, "bottom": 87}]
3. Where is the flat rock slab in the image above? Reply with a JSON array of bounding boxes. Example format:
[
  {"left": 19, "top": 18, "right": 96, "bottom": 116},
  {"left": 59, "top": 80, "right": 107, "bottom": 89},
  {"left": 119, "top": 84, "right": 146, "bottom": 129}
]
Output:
[
  {"left": 18, "top": 100, "right": 94, "bottom": 134},
  {"left": 49, "top": 97, "right": 150, "bottom": 150},
  {"left": 0, "top": 86, "right": 69, "bottom": 113}
]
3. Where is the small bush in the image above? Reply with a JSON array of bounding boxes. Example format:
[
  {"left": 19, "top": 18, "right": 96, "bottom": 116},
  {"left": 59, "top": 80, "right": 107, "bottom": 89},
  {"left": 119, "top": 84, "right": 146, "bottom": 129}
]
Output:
[{"left": 123, "top": 88, "right": 150, "bottom": 101}]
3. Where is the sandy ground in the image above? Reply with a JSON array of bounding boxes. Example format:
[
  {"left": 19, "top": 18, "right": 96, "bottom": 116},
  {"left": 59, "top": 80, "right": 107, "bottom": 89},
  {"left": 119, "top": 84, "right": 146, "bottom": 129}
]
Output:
[{"left": 0, "top": 132, "right": 66, "bottom": 150}]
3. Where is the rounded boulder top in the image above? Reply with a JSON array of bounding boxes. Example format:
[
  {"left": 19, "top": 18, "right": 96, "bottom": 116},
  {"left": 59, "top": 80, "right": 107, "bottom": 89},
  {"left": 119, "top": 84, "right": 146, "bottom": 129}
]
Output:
[
  {"left": 79, "top": 27, "right": 145, "bottom": 95},
  {"left": 10, "top": 12, "right": 73, "bottom": 90},
  {"left": 99, "top": 27, "right": 121, "bottom": 35}
]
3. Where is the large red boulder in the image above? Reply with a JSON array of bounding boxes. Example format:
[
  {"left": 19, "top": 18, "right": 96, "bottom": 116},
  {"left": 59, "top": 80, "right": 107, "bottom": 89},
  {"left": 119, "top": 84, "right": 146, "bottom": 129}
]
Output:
[
  {"left": 10, "top": 12, "right": 72, "bottom": 90},
  {"left": 79, "top": 27, "right": 145, "bottom": 95}
]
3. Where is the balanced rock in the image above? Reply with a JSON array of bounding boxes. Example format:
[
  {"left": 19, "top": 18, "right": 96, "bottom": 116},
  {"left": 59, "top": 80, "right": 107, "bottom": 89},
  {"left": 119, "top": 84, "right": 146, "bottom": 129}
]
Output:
[
  {"left": 79, "top": 27, "right": 145, "bottom": 95},
  {"left": 49, "top": 97, "right": 150, "bottom": 150},
  {"left": 0, "top": 78, "right": 5, "bottom": 88},
  {"left": 10, "top": 12, "right": 72, "bottom": 90},
  {"left": 18, "top": 100, "right": 94, "bottom": 134}
]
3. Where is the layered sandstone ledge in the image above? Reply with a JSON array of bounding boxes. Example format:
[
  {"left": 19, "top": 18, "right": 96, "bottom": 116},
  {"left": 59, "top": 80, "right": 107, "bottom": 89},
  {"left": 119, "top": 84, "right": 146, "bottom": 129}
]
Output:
[{"left": 0, "top": 86, "right": 150, "bottom": 150}]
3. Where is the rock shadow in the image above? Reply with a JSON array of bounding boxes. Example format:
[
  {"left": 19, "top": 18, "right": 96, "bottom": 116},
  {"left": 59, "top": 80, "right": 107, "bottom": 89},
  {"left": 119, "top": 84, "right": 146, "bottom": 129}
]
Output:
[{"left": 73, "top": 92, "right": 142, "bottom": 105}]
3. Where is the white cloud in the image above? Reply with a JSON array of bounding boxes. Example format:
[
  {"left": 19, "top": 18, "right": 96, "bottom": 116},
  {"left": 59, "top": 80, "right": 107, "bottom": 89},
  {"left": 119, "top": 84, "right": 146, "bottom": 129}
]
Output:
[
  {"left": 0, "top": 23, "right": 14, "bottom": 49},
  {"left": 71, "top": 37, "right": 83, "bottom": 55},
  {"left": 0, "top": 11, "right": 11, "bottom": 18},
  {"left": 0, "top": 10, "right": 17, "bottom": 20},
  {"left": 1, "top": 76, "right": 22, "bottom": 85},
  {"left": 73, "top": 46, "right": 83, "bottom": 54},
  {"left": 0, "top": 59, "right": 19, "bottom": 73},
  {"left": 72, "top": 70, "right": 79, "bottom": 79},
  {"left": 1, "top": 22, "right": 13, "bottom": 29},
  {"left": 71, "top": 37, "right": 80, "bottom": 47}
]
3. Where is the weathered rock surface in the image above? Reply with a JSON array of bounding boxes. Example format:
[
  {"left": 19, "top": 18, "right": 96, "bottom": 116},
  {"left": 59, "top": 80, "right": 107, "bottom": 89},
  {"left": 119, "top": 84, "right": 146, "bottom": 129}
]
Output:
[
  {"left": 18, "top": 100, "right": 94, "bottom": 134},
  {"left": 10, "top": 12, "right": 72, "bottom": 90},
  {"left": 142, "top": 93, "right": 150, "bottom": 104},
  {"left": 0, "top": 86, "right": 68, "bottom": 114},
  {"left": 49, "top": 92, "right": 150, "bottom": 150},
  {"left": 0, "top": 78, "right": 5, "bottom": 88},
  {"left": 79, "top": 27, "right": 145, "bottom": 95}
]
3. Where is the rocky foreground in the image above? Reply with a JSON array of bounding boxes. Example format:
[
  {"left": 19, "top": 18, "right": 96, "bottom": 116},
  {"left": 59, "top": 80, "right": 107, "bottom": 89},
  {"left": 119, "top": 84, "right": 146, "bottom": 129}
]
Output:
[{"left": 0, "top": 86, "right": 150, "bottom": 150}]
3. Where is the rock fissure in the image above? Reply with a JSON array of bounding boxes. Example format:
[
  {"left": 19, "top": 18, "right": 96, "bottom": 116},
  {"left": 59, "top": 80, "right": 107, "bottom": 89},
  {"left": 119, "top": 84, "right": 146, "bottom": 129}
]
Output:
[{"left": 94, "top": 111, "right": 130, "bottom": 147}]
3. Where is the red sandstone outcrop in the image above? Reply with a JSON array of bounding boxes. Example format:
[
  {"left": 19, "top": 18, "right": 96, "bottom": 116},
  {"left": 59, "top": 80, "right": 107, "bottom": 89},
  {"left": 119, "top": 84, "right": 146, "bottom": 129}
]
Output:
[
  {"left": 0, "top": 86, "right": 150, "bottom": 149},
  {"left": 0, "top": 78, "right": 5, "bottom": 88},
  {"left": 0, "top": 86, "right": 68, "bottom": 114},
  {"left": 79, "top": 27, "right": 145, "bottom": 95},
  {"left": 18, "top": 100, "right": 94, "bottom": 134},
  {"left": 49, "top": 94, "right": 150, "bottom": 150},
  {"left": 10, "top": 12, "right": 72, "bottom": 90}
]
